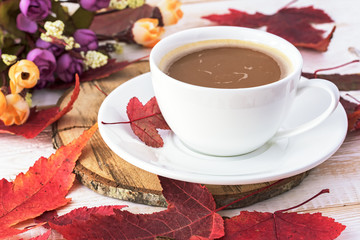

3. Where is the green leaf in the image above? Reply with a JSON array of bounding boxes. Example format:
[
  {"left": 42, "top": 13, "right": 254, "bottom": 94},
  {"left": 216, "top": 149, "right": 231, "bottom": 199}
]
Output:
[
  {"left": 71, "top": 8, "right": 95, "bottom": 29},
  {"left": 0, "top": 61, "right": 7, "bottom": 78},
  {"left": 49, "top": 1, "right": 76, "bottom": 35},
  {"left": 0, "top": 0, "right": 24, "bottom": 37}
]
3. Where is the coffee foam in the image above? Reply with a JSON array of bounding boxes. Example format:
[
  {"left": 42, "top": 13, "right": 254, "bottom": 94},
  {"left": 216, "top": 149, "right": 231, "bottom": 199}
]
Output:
[{"left": 160, "top": 39, "right": 293, "bottom": 80}]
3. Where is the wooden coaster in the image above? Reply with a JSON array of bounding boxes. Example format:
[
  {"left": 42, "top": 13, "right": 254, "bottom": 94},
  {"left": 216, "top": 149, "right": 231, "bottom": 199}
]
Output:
[{"left": 52, "top": 61, "right": 308, "bottom": 209}]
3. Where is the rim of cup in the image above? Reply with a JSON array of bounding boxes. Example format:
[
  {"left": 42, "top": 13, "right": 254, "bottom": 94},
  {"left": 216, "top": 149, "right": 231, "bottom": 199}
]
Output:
[{"left": 150, "top": 26, "right": 303, "bottom": 92}]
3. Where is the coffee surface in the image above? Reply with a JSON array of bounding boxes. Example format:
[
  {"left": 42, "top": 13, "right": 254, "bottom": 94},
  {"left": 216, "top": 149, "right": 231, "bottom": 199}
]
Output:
[{"left": 165, "top": 46, "right": 282, "bottom": 88}]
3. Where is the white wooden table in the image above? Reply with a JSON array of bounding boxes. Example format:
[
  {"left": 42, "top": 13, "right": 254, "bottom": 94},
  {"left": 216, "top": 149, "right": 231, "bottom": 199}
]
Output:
[{"left": 1, "top": 0, "right": 360, "bottom": 239}]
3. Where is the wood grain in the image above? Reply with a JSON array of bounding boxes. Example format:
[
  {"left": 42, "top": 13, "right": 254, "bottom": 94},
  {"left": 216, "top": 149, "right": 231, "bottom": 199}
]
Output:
[{"left": 52, "top": 61, "right": 308, "bottom": 209}]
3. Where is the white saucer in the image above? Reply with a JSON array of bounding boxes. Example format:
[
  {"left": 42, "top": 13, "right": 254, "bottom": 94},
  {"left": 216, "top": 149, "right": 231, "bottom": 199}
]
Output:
[{"left": 98, "top": 73, "right": 348, "bottom": 185}]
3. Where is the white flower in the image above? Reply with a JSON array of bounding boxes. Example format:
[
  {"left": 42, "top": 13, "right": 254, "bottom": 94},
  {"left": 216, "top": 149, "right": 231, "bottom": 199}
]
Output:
[
  {"left": 157, "top": 0, "right": 183, "bottom": 26},
  {"left": 1, "top": 54, "right": 17, "bottom": 66},
  {"left": 110, "top": 0, "right": 128, "bottom": 9},
  {"left": 128, "top": 0, "right": 145, "bottom": 8},
  {"left": 41, "top": 20, "right": 65, "bottom": 42},
  {"left": 82, "top": 51, "right": 108, "bottom": 70}
]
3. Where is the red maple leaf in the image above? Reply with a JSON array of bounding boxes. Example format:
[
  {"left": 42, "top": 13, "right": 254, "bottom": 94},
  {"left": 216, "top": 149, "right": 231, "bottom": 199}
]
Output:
[
  {"left": 90, "top": 4, "right": 163, "bottom": 42},
  {"left": 48, "top": 176, "right": 224, "bottom": 239},
  {"left": 221, "top": 211, "right": 345, "bottom": 240},
  {"left": 126, "top": 96, "right": 170, "bottom": 147},
  {"left": 302, "top": 59, "right": 360, "bottom": 91},
  {"left": 202, "top": 6, "right": 335, "bottom": 51},
  {"left": 340, "top": 96, "right": 360, "bottom": 131},
  {"left": 221, "top": 189, "right": 345, "bottom": 240},
  {"left": 0, "top": 123, "right": 98, "bottom": 238},
  {"left": 80, "top": 59, "right": 133, "bottom": 82},
  {"left": 0, "top": 74, "right": 80, "bottom": 138},
  {"left": 302, "top": 72, "right": 360, "bottom": 91}
]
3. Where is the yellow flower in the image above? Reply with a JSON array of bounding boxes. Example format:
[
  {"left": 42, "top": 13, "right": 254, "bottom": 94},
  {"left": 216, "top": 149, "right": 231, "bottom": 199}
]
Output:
[
  {"left": 9, "top": 60, "right": 40, "bottom": 94},
  {"left": 157, "top": 0, "right": 183, "bottom": 26},
  {"left": 132, "top": 18, "right": 164, "bottom": 47},
  {"left": 0, "top": 94, "right": 30, "bottom": 126},
  {"left": 0, "top": 91, "right": 7, "bottom": 116}
]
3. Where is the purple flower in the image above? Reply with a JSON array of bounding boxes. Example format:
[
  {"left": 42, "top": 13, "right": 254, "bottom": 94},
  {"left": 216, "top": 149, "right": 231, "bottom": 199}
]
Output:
[
  {"left": 35, "top": 39, "right": 64, "bottom": 57},
  {"left": 16, "top": 13, "right": 37, "bottom": 33},
  {"left": 56, "top": 54, "right": 84, "bottom": 83},
  {"left": 27, "top": 49, "right": 56, "bottom": 88},
  {"left": 19, "top": 0, "right": 51, "bottom": 22},
  {"left": 73, "top": 29, "right": 98, "bottom": 52},
  {"left": 79, "top": 0, "right": 110, "bottom": 11}
]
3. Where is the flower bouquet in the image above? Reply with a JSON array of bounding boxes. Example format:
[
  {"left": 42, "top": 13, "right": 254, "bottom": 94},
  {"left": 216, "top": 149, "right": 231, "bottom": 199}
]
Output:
[{"left": 0, "top": 0, "right": 183, "bottom": 127}]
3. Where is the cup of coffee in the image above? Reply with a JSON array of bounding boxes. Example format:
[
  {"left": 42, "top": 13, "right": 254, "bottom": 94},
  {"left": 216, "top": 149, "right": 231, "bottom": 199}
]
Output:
[{"left": 150, "top": 26, "right": 339, "bottom": 156}]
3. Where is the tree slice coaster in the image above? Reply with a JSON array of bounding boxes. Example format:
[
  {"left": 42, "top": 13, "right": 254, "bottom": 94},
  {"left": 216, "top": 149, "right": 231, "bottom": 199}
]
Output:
[{"left": 52, "top": 61, "right": 308, "bottom": 209}]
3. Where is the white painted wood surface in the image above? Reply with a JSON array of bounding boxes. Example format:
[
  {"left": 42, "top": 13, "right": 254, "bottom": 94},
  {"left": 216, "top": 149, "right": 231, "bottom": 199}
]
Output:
[{"left": 1, "top": 0, "right": 360, "bottom": 239}]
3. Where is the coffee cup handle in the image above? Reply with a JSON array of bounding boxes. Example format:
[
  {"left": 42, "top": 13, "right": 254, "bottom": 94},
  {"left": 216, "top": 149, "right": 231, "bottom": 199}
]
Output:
[{"left": 272, "top": 78, "right": 340, "bottom": 141}]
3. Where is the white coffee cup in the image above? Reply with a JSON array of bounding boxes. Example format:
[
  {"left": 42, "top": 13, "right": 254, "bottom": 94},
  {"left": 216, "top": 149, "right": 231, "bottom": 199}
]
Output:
[{"left": 150, "top": 26, "right": 339, "bottom": 156}]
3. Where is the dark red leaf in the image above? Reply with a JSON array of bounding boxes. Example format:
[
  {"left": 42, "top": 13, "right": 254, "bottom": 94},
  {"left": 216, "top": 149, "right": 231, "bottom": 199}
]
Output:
[
  {"left": 221, "top": 210, "right": 345, "bottom": 240},
  {"left": 0, "top": 74, "right": 80, "bottom": 138},
  {"left": 49, "top": 176, "right": 224, "bottom": 240},
  {"left": 50, "top": 205, "right": 126, "bottom": 226},
  {"left": 340, "top": 97, "right": 360, "bottom": 131},
  {"left": 35, "top": 210, "right": 59, "bottom": 229},
  {"left": 90, "top": 4, "right": 162, "bottom": 42},
  {"left": 302, "top": 73, "right": 360, "bottom": 91},
  {"left": 202, "top": 6, "right": 335, "bottom": 51},
  {"left": 126, "top": 96, "right": 170, "bottom": 147},
  {"left": 80, "top": 59, "right": 133, "bottom": 82}
]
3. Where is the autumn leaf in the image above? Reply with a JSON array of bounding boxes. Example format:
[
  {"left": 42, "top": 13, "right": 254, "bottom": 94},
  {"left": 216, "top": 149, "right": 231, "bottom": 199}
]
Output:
[
  {"left": 80, "top": 59, "right": 134, "bottom": 82},
  {"left": 48, "top": 205, "right": 127, "bottom": 237},
  {"left": 49, "top": 176, "right": 224, "bottom": 239},
  {"left": 220, "top": 189, "right": 345, "bottom": 240},
  {"left": 102, "top": 96, "right": 170, "bottom": 147},
  {"left": 126, "top": 97, "right": 170, "bottom": 147},
  {"left": 221, "top": 211, "right": 345, "bottom": 240},
  {"left": 0, "top": 123, "right": 98, "bottom": 239},
  {"left": 302, "top": 72, "right": 360, "bottom": 91},
  {"left": 90, "top": 4, "right": 163, "bottom": 42},
  {"left": 340, "top": 96, "right": 360, "bottom": 131},
  {"left": 35, "top": 210, "right": 59, "bottom": 229},
  {"left": 202, "top": 6, "right": 335, "bottom": 51},
  {"left": 0, "top": 74, "right": 80, "bottom": 138}
]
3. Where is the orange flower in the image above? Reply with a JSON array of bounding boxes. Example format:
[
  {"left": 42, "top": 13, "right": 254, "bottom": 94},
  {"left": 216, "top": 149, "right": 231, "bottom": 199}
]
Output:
[
  {"left": 0, "top": 94, "right": 30, "bottom": 126},
  {"left": 9, "top": 60, "right": 39, "bottom": 94},
  {"left": 132, "top": 18, "right": 164, "bottom": 48},
  {"left": 157, "top": 0, "right": 183, "bottom": 26},
  {"left": 0, "top": 91, "right": 6, "bottom": 116}
]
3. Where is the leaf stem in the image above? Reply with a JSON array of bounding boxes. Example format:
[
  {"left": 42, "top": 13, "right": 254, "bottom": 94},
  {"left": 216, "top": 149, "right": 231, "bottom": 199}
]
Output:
[
  {"left": 95, "top": 9, "right": 120, "bottom": 16},
  {"left": 345, "top": 93, "right": 360, "bottom": 103},
  {"left": 281, "top": 0, "right": 298, "bottom": 9},
  {"left": 101, "top": 112, "right": 160, "bottom": 125},
  {"left": 94, "top": 84, "right": 108, "bottom": 96},
  {"left": 215, "top": 179, "right": 284, "bottom": 212},
  {"left": 314, "top": 59, "right": 360, "bottom": 78},
  {"left": 276, "top": 189, "right": 329, "bottom": 213}
]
